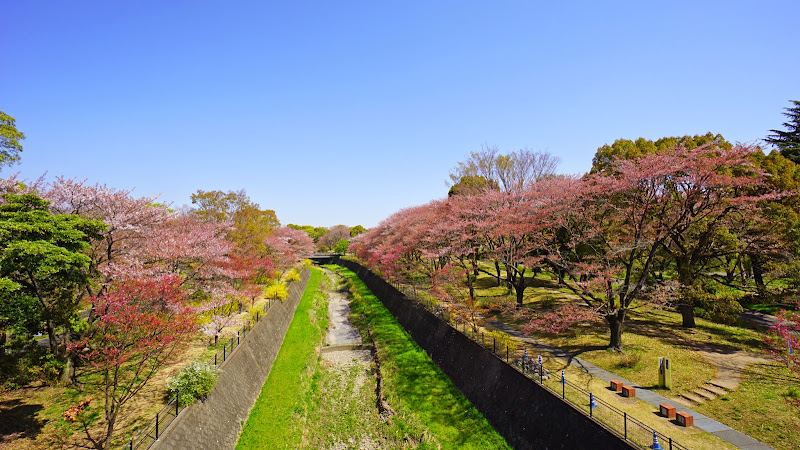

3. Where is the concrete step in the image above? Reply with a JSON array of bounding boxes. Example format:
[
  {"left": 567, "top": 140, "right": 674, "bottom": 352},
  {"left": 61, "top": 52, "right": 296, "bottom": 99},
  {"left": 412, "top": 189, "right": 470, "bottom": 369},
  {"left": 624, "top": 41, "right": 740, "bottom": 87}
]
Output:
[
  {"left": 692, "top": 388, "right": 717, "bottom": 401},
  {"left": 709, "top": 379, "right": 738, "bottom": 392},
  {"left": 680, "top": 392, "right": 706, "bottom": 404},
  {"left": 701, "top": 384, "right": 728, "bottom": 396}
]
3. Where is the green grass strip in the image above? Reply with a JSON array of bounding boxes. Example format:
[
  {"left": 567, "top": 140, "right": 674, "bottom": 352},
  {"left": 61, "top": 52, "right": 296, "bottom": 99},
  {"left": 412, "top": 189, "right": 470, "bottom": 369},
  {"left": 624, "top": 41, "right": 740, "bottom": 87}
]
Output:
[
  {"left": 236, "top": 267, "right": 327, "bottom": 449},
  {"left": 332, "top": 265, "right": 510, "bottom": 449}
]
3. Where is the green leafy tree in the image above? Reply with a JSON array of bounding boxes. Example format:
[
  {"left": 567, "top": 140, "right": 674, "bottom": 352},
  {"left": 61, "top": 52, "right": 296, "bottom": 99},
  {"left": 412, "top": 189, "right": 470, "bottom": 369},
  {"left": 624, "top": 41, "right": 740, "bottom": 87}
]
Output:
[
  {"left": 0, "top": 111, "right": 25, "bottom": 169},
  {"left": 0, "top": 285, "right": 41, "bottom": 356},
  {"left": 447, "top": 175, "right": 499, "bottom": 197},
  {"left": 349, "top": 225, "right": 367, "bottom": 237},
  {"left": 190, "top": 189, "right": 279, "bottom": 255},
  {"left": 590, "top": 133, "right": 731, "bottom": 174},
  {"left": 766, "top": 100, "right": 800, "bottom": 165},
  {"left": 333, "top": 238, "right": 350, "bottom": 254},
  {"left": 0, "top": 193, "right": 106, "bottom": 384},
  {"left": 287, "top": 224, "right": 328, "bottom": 242}
]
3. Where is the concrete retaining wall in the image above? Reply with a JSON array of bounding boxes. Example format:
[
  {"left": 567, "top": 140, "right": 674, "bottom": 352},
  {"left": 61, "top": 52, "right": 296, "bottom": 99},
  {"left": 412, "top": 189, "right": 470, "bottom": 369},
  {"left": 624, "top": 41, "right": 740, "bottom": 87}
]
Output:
[
  {"left": 152, "top": 269, "right": 311, "bottom": 450},
  {"left": 325, "top": 257, "right": 633, "bottom": 450}
]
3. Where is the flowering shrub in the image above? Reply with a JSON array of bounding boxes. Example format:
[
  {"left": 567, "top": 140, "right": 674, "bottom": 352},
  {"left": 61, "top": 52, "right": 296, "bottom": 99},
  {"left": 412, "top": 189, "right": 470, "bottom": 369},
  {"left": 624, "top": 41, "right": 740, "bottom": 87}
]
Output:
[
  {"left": 285, "top": 269, "right": 301, "bottom": 282},
  {"left": 167, "top": 362, "right": 221, "bottom": 406},
  {"left": 264, "top": 283, "right": 288, "bottom": 301}
]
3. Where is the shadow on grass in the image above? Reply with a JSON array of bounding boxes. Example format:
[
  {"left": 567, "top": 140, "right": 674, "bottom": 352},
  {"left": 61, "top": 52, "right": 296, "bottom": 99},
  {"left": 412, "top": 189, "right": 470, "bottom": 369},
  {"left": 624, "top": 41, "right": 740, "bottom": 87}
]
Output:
[
  {"left": 625, "top": 311, "right": 765, "bottom": 353},
  {"left": 0, "top": 399, "right": 44, "bottom": 443}
]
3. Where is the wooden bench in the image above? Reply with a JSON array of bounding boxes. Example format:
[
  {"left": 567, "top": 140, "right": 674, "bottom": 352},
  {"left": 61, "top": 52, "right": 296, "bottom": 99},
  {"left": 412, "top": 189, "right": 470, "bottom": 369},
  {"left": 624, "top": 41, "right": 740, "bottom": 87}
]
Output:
[
  {"left": 676, "top": 411, "right": 694, "bottom": 427},
  {"left": 610, "top": 380, "right": 624, "bottom": 391},
  {"left": 659, "top": 404, "right": 676, "bottom": 419},
  {"left": 621, "top": 385, "right": 635, "bottom": 398}
]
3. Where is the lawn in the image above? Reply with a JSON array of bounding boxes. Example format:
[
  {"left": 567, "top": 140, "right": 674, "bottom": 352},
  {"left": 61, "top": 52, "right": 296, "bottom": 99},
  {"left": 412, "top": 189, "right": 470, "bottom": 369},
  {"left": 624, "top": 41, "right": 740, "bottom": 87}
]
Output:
[
  {"left": 693, "top": 361, "right": 800, "bottom": 450},
  {"left": 236, "top": 268, "right": 327, "bottom": 449},
  {"left": 403, "top": 265, "right": 800, "bottom": 449}
]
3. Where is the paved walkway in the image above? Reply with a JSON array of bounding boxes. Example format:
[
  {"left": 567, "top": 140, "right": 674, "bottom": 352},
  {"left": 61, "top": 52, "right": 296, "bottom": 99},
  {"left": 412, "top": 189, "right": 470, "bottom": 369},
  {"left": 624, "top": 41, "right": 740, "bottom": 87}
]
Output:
[{"left": 488, "top": 320, "right": 773, "bottom": 450}]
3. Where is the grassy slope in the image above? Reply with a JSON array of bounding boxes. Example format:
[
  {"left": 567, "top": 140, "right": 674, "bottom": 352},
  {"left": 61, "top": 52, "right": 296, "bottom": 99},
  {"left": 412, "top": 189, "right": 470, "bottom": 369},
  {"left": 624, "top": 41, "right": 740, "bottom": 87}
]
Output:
[
  {"left": 236, "top": 268, "right": 326, "bottom": 449},
  {"left": 693, "top": 361, "right": 800, "bottom": 450},
  {"left": 333, "top": 266, "right": 510, "bottom": 450},
  {"left": 470, "top": 268, "right": 800, "bottom": 448}
]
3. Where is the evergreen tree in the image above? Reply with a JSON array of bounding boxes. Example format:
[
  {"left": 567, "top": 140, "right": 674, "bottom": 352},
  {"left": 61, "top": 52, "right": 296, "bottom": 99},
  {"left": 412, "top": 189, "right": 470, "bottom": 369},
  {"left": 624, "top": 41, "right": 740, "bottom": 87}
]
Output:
[
  {"left": 766, "top": 100, "right": 800, "bottom": 164},
  {"left": 0, "top": 110, "right": 25, "bottom": 169}
]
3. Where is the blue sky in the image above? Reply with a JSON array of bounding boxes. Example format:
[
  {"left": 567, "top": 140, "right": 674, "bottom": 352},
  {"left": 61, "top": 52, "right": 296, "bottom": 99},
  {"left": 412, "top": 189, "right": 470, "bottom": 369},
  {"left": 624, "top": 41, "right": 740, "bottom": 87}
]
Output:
[{"left": 2, "top": 1, "right": 798, "bottom": 227}]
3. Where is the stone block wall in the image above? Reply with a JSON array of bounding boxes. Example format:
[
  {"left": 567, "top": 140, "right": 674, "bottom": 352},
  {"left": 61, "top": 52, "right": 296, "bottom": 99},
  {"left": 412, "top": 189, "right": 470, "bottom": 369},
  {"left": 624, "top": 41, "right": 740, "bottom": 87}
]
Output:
[
  {"left": 330, "top": 258, "right": 633, "bottom": 450},
  {"left": 151, "top": 269, "right": 310, "bottom": 450}
]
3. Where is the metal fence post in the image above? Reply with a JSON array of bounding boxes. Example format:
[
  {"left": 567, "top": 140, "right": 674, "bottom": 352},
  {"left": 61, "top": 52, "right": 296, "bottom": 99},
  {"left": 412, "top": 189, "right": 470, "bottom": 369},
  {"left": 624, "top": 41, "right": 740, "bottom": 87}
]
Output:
[
  {"left": 493, "top": 337, "right": 496, "bottom": 353},
  {"left": 506, "top": 345, "right": 509, "bottom": 363},
  {"left": 561, "top": 370, "right": 565, "bottom": 399},
  {"left": 223, "top": 346, "right": 226, "bottom": 361},
  {"left": 624, "top": 412, "right": 627, "bottom": 440},
  {"left": 176, "top": 393, "right": 179, "bottom": 416},
  {"left": 129, "top": 439, "right": 133, "bottom": 450},
  {"left": 155, "top": 412, "right": 159, "bottom": 439}
]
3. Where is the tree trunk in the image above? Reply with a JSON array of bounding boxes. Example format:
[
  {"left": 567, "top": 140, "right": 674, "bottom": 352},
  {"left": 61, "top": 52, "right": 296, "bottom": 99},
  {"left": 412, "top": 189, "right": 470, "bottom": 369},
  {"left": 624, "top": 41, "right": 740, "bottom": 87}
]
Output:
[
  {"left": 679, "top": 303, "right": 696, "bottom": 328},
  {"left": 465, "top": 269, "right": 475, "bottom": 302},
  {"left": 515, "top": 286, "right": 525, "bottom": 306},
  {"left": 751, "top": 253, "right": 765, "bottom": 293},
  {"left": 606, "top": 309, "right": 626, "bottom": 350},
  {"left": 59, "top": 328, "right": 76, "bottom": 385},
  {"left": 513, "top": 274, "right": 526, "bottom": 306},
  {"left": 102, "top": 412, "right": 118, "bottom": 450},
  {"left": 46, "top": 318, "right": 58, "bottom": 356},
  {"left": 60, "top": 355, "right": 75, "bottom": 386},
  {"left": 494, "top": 261, "right": 502, "bottom": 286}
]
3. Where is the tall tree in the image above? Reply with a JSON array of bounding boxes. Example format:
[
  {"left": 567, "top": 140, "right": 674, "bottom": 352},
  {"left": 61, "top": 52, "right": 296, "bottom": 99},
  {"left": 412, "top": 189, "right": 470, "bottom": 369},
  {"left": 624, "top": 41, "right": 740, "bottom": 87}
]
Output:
[
  {"left": 590, "top": 133, "right": 732, "bottom": 174},
  {"left": 190, "top": 189, "right": 279, "bottom": 256},
  {"left": 766, "top": 100, "right": 800, "bottom": 165},
  {"left": 448, "top": 175, "right": 499, "bottom": 197},
  {"left": 318, "top": 225, "right": 350, "bottom": 251},
  {"left": 551, "top": 144, "right": 774, "bottom": 347},
  {"left": 263, "top": 227, "right": 315, "bottom": 274},
  {"left": 0, "top": 111, "right": 25, "bottom": 169},
  {"left": 448, "top": 145, "right": 559, "bottom": 192},
  {"left": 0, "top": 193, "right": 106, "bottom": 383},
  {"left": 349, "top": 225, "right": 367, "bottom": 237},
  {"left": 287, "top": 224, "right": 328, "bottom": 242}
]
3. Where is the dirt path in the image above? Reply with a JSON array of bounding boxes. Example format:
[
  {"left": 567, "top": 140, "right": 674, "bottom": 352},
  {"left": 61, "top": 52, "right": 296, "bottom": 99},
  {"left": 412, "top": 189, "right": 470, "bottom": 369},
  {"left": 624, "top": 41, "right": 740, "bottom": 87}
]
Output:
[
  {"left": 326, "top": 289, "right": 363, "bottom": 346},
  {"left": 314, "top": 270, "right": 380, "bottom": 449},
  {"left": 695, "top": 348, "right": 774, "bottom": 391}
]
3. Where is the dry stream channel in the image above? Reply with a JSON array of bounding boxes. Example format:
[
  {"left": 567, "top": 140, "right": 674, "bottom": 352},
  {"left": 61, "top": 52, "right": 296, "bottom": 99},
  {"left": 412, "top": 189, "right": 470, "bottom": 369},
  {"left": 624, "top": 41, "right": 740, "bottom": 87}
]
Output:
[{"left": 310, "top": 270, "right": 391, "bottom": 449}]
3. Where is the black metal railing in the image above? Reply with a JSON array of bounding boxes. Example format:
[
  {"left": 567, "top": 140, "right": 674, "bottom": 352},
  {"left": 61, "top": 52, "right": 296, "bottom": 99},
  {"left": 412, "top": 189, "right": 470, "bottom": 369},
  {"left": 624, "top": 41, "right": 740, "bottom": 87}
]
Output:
[
  {"left": 390, "top": 280, "right": 689, "bottom": 450},
  {"left": 123, "top": 270, "right": 310, "bottom": 449}
]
